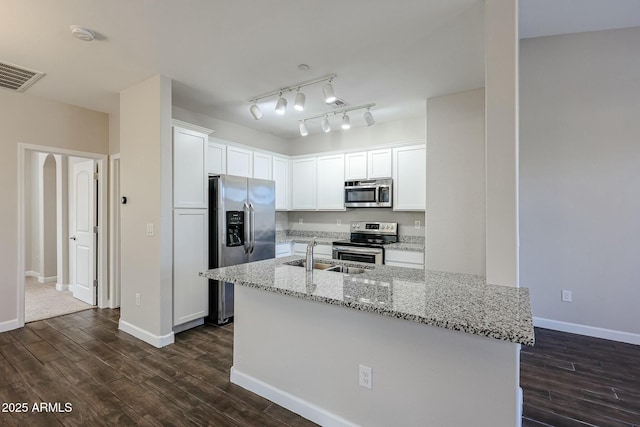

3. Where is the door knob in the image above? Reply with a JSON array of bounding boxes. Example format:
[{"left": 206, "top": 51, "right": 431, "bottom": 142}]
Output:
[{"left": 70, "top": 236, "right": 77, "bottom": 241}]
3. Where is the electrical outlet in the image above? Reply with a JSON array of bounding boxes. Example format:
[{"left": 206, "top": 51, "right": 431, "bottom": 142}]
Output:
[
  {"left": 415, "top": 220, "right": 421, "bottom": 229},
  {"left": 359, "top": 365, "right": 372, "bottom": 390},
  {"left": 146, "top": 223, "right": 154, "bottom": 236},
  {"left": 337, "top": 219, "right": 341, "bottom": 226},
  {"left": 298, "top": 218, "right": 303, "bottom": 225},
  {"left": 561, "top": 290, "right": 572, "bottom": 303},
  {"left": 135, "top": 293, "right": 141, "bottom": 306}
]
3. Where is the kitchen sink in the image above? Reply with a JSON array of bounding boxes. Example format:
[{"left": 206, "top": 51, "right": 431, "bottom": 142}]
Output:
[{"left": 285, "top": 260, "right": 369, "bottom": 274}]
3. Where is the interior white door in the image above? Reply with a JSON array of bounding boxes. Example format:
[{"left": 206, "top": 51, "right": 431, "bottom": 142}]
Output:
[{"left": 70, "top": 159, "right": 97, "bottom": 305}]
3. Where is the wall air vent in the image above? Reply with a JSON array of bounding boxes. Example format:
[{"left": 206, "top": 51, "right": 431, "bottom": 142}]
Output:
[{"left": 0, "top": 61, "right": 45, "bottom": 92}]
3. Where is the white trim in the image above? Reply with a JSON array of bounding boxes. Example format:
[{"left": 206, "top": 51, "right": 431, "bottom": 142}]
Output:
[
  {"left": 55, "top": 283, "right": 69, "bottom": 291},
  {"left": 118, "top": 319, "right": 175, "bottom": 348},
  {"left": 108, "top": 153, "right": 121, "bottom": 309},
  {"left": 37, "top": 276, "right": 57, "bottom": 284},
  {"left": 533, "top": 317, "right": 640, "bottom": 346},
  {"left": 171, "top": 119, "right": 214, "bottom": 135},
  {"left": 18, "top": 143, "right": 109, "bottom": 329},
  {"left": 24, "top": 271, "right": 39, "bottom": 278},
  {"left": 0, "top": 318, "right": 19, "bottom": 333},
  {"left": 172, "top": 318, "right": 204, "bottom": 334},
  {"left": 230, "top": 367, "right": 357, "bottom": 427}
]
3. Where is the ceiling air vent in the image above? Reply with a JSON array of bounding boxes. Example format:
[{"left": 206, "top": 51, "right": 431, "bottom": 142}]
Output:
[
  {"left": 0, "top": 61, "right": 45, "bottom": 92},
  {"left": 327, "top": 98, "right": 347, "bottom": 108}
]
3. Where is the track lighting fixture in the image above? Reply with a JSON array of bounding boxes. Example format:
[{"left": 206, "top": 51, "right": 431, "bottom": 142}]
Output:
[
  {"left": 323, "top": 80, "right": 336, "bottom": 103},
  {"left": 294, "top": 90, "right": 305, "bottom": 111},
  {"left": 275, "top": 93, "right": 287, "bottom": 115},
  {"left": 249, "top": 103, "right": 262, "bottom": 120},
  {"left": 364, "top": 109, "right": 375, "bottom": 126},
  {"left": 321, "top": 116, "right": 331, "bottom": 133},
  {"left": 248, "top": 74, "right": 336, "bottom": 119},
  {"left": 341, "top": 114, "right": 351, "bottom": 130},
  {"left": 299, "top": 121, "right": 309, "bottom": 136}
]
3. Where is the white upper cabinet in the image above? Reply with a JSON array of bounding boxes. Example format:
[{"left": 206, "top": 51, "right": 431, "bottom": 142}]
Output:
[
  {"left": 206, "top": 140, "right": 226, "bottom": 175},
  {"left": 291, "top": 157, "right": 316, "bottom": 210},
  {"left": 393, "top": 144, "right": 426, "bottom": 210},
  {"left": 226, "top": 146, "right": 253, "bottom": 177},
  {"left": 344, "top": 152, "right": 368, "bottom": 180},
  {"left": 272, "top": 156, "right": 290, "bottom": 211},
  {"left": 253, "top": 152, "right": 272, "bottom": 180},
  {"left": 316, "top": 154, "right": 345, "bottom": 210},
  {"left": 345, "top": 149, "right": 392, "bottom": 180},
  {"left": 368, "top": 148, "right": 392, "bottom": 178},
  {"left": 173, "top": 126, "right": 208, "bottom": 208}
]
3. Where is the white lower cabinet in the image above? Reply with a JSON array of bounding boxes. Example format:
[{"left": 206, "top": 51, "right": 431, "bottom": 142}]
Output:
[
  {"left": 173, "top": 209, "right": 208, "bottom": 326},
  {"left": 293, "top": 242, "right": 332, "bottom": 258},
  {"left": 293, "top": 242, "right": 307, "bottom": 256},
  {"left": 385, "top": 250, "right": 425, "bottom": 269},
  {"left": 276, "top": 242, "right": 292, "bottom": 258}
]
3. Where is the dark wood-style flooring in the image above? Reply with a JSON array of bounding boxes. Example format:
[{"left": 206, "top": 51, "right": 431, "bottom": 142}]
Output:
[
  {"left": 0, "top": 309, "right": 316, "bottom": 426},
  {"left": 521, "top": 328, "right": 640, "bottom": 427},
  {"left": 1, "top": 309, "right": 639, "bottom": 426}
]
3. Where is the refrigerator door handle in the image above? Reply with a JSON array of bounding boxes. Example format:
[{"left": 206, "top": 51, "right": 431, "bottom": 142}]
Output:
[
  {"left": 249, "top": 202, "right": 255, "bottom": 254},
  {"left": 243, "top": 202, "right": 250, "bottom": 254}
]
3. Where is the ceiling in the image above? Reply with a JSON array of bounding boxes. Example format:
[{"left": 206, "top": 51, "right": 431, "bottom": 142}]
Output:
[{"left": 1, "top": 0, "right": 639, "bottom": 140}]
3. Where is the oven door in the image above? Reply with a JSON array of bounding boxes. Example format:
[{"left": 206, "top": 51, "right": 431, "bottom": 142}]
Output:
[{"left": 332, "top": 246, "right": 384, "bottom": 264}]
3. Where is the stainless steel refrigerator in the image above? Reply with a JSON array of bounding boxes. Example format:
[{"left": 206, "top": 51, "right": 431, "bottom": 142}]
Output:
[{"left": 207, "top": 175, "right": 275, "bottom": 325}]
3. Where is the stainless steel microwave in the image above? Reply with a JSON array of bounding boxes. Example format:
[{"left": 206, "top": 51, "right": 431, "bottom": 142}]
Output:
[{"left": 344, "top": 179, "right": 393, "bottom": 208}]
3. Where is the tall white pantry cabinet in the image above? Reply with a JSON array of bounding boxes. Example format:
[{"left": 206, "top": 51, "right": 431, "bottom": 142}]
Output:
[{"left": 172, "top": 121, "right": 212, "bottom": 328}]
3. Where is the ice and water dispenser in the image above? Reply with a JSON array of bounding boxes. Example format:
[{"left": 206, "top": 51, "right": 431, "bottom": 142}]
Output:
[{"left": 225, "top": 211, "right": 244, "bottom": 247}]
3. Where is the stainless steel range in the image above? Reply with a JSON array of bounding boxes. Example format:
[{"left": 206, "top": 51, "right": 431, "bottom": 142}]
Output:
[{"left": 332, "top": 221, "right": 398, "bottom": 265}]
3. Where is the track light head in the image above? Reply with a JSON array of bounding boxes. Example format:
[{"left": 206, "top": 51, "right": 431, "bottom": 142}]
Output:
[
  {"left": 249, "top": 103, "right": 263, "bottom": 120},
  {"left": 299, "top": 121, "right": 309, "bottom": 136},
  {"left": 321, "top": 116, "right": 331, "bottom": 133},
  {"left": 341, "top": 114, "right": 351, "bottom": 130},
  {"left": 364, "top": 110, "right": 375, "bottom": 126},
  {"left": 323, "top": 82, "right": 336, "bottom": 103},
  {"left": 275, "top": 94, "right": 287, "bottom": 115},
  {"left": 294, "top": 91, "right": 305, "bottom": 111}
]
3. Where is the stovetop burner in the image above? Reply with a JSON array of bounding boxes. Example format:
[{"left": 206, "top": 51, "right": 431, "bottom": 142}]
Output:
[{"left": 333, "top": 221, "right": 399, "bottom": 248}]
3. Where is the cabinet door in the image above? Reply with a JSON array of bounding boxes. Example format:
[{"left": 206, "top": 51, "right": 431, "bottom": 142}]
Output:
[
  {"left": 368, "top": 148, "right": 392, "bottom": 178},
  {"left": 253, "top": 152, "right": 272, "bottom": 180},
  {"left": 344, "top": 152, "right": 367, "bottom": 180},
  {"left": 272, "top": 156, "right": 290, "bottom": 211},
  {"left": 207, "top": 141, "right": 226, "bottom": 175},
  {"left": 291, "top": 158, "right": 316, "bottom": 210},
  {"left": 226, "top": 146, "right": 253, "bottom": 177},
  {"left": 393, "top": 145, "right": 426, "bottom": 210},
  {"left": 173, "top": 209, "right": 208, "bottom": 326},
  {"left": 317, "top": 154, "right": 345, "bottom": 210},
  {"left": 173, "top": 127, "right": 207, "bottom": 208}
]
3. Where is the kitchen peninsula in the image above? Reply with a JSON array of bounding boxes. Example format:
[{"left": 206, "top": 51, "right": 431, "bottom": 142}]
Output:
[{"left": 201, "top": 257, "right": 534, "bottom": 427}]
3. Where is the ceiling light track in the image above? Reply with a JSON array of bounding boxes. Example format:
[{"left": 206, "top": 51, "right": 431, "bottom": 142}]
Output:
[
  {"left": 301, "top": 103, "right": 376, "bottom": 122},
  {"left": 299, "top": 103, "right": 376, "bottom": 136},
  {"left": 248, "top": 74, "right": 337, "bottom": 104}
]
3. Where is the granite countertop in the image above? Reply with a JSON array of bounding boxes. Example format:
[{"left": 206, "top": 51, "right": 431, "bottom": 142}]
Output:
[
  {"left": 276, "top": 235, "right": 425, "bottom": 252},
  {"left": 200, "top": 256, "right": 534, "bottom": 346}
]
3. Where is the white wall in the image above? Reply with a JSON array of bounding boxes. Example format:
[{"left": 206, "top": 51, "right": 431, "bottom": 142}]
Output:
[
  {"left": 0, "top": 89, "right": 108, "bottom": 330},
  {"left": 119, "top": 74, "right": 174, "bottom": 346},
  {"left": 288, "top": 116, "right": 425, "bottom": 157},
  {"left": 426, "top": 88, "right": 485, "bottom": 275},
  {"left": 172, "top": 105, "right": 289, "bottom": 155},
  {"left": 520, "top": 27, "right": 640, "bottom": 337}
]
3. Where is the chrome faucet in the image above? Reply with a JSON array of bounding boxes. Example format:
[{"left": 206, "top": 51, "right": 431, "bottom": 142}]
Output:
[{"left": 305, "top": 237, "right": 318, "bottom": 271}]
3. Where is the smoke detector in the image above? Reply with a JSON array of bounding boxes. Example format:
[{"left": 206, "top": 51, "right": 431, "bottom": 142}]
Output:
[{"left": 70, "top": 25, "right": 95, "bottom": 41}]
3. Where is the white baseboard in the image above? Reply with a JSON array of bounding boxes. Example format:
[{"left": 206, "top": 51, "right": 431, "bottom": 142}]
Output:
[
  {"left": 55, "top": 283, "right": 69, "bottom": 291},
  {"left": 173, "top": 318, "right": 204, "bottom": 334},
  {"left": 533, "top": 317, "right": 640, "bottom": 346},
  {"left": 230, "top": 367, "right": 356, "bottom": 427},
  {"left": 0, "top": 318, "right": 19, "bottom": 333},
  {"left": 25, "top": 271, "right": 39, "bottom": 278},
  {"left": 38, "top": 276, "right": 58, "bottom": 284},
  {"left": 118, "top": 319, "right": 175, "bottom": 348}
]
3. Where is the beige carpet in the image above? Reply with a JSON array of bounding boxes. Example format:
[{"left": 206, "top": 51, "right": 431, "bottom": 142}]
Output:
[{"left": 25, "top": 277, "right": 94, "bottom": 322}]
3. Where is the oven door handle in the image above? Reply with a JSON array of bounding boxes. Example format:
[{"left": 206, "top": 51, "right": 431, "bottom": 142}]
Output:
[{"left": 333, "top": 246, "right": 384, "bottom": 255}]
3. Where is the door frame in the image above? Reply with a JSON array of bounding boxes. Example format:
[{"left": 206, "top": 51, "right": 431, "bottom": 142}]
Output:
[
  {"left": 108, "top": 153, "right": 121, "bottom": 308},
  {"left": 17, "top": 143, "right": 108, "bottom": 327}
]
